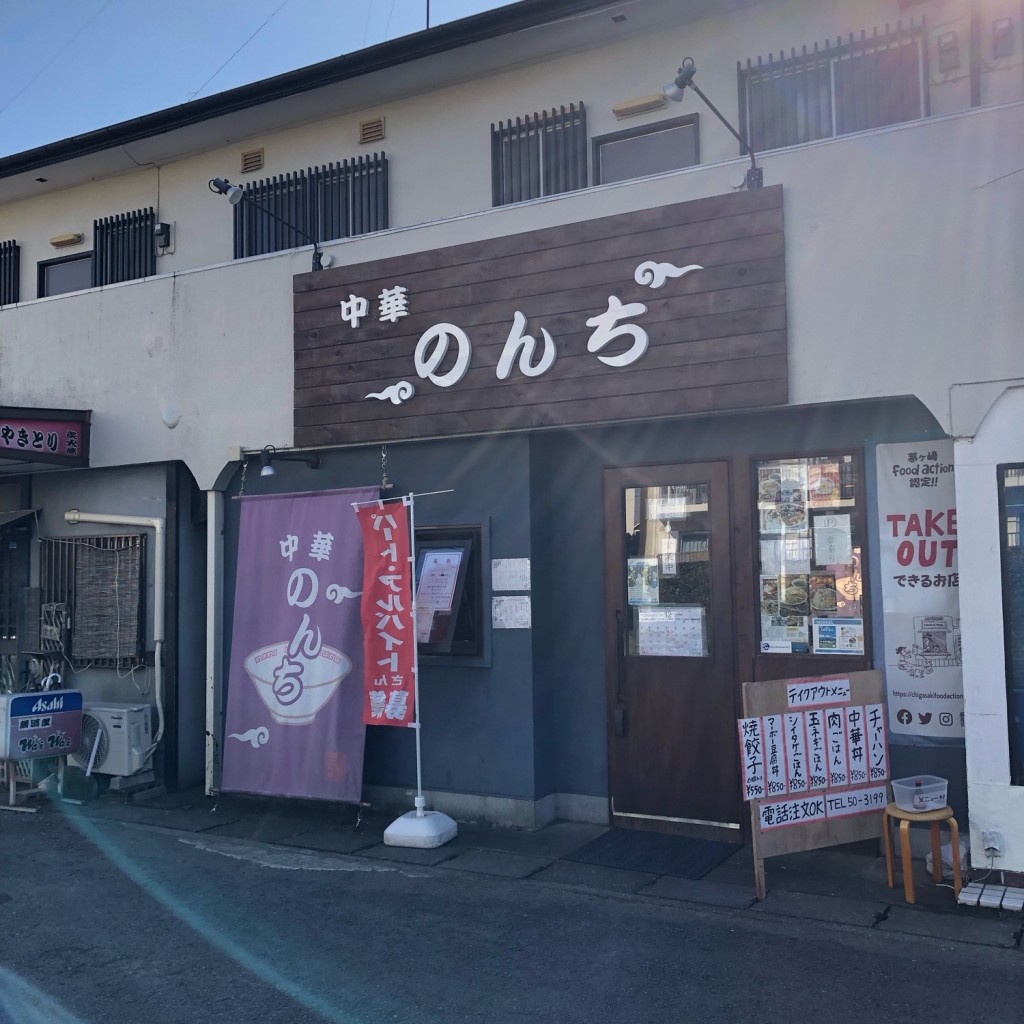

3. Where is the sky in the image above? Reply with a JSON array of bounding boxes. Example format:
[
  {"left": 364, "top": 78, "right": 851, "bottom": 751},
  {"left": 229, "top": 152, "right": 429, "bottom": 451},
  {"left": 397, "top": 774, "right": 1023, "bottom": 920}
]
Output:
[{"left": 0, "top": 0, "right": 512, "bottom": 158}]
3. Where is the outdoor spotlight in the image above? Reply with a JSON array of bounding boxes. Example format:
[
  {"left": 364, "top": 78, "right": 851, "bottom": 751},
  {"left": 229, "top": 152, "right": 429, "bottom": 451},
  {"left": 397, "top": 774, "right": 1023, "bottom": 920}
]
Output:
[
  {"left": 661, "top": 57, "right": 763, "bottom": 189},
  {"left": 663, "top": 57, "right": 697, "bottom": 102},
  {"left": 208, "top": 177, "right": 245, "bottom": 205},
  {"left": 208, "top": 177, "right": 329, "bottom": 268},
  {"left": 259, "top": 445, "right": 321, "bottom": 478}
]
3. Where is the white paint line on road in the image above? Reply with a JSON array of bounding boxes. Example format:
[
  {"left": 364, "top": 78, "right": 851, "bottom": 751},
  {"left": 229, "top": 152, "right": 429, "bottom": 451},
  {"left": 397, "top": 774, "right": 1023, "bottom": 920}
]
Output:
[{"left": 178, "top": 835, "right": 430, "bottom": 876}]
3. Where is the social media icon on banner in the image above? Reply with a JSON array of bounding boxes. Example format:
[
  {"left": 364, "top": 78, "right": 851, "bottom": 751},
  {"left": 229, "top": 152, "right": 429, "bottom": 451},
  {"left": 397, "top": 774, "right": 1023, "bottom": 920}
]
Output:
[
  {"left": 939, "top": 712, "right": 953, "bottom": 727},
  {"left": 896, "top": 709, "right": 913, "bottom": 726},
  {"left": 918, "top": 712, "right": 932, "bottom": 725}
]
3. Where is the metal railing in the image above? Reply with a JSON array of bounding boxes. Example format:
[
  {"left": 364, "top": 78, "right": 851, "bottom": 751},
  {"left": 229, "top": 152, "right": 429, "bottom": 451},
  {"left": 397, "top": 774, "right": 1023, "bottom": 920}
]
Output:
[
  {"left": 92, "top": 207, "right": 156, "bottom": 287},
  {"left": 738, "top": 19, "right": 927, "bottom": 154},
  {"left": 0, "top": 239, "right": 19, "bottom": 305},
  {"left": 233, "top": 154, "right": 389, "bottom": 259},
  {"left": 491, "top": 102, "right": 588, "bottom": 206}
]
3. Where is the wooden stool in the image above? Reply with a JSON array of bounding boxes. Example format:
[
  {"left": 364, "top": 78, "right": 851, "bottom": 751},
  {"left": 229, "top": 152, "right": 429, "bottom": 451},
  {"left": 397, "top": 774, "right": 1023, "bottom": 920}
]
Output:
[{"left": 882, "top": 802, "right": 962, "bottom": 904}]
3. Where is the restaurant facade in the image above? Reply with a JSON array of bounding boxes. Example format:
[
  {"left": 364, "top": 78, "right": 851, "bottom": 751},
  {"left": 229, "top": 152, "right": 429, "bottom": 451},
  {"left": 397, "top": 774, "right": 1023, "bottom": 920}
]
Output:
[{"left": 1, "top": 0, "right": 1021, "bottom": 865}]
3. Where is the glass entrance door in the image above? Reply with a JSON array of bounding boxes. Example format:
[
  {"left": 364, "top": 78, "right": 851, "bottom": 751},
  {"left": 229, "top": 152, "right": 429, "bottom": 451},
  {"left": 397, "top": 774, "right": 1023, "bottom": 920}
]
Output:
[{"left": 604, "top": 461, "right": 741, "bottom": 837}]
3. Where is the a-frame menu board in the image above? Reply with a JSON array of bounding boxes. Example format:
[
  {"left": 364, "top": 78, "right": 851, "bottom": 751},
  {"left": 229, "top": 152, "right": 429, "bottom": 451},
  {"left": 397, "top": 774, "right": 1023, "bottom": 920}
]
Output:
[{"left": 739, "top": 670, "right": 890, "bottom": 901}]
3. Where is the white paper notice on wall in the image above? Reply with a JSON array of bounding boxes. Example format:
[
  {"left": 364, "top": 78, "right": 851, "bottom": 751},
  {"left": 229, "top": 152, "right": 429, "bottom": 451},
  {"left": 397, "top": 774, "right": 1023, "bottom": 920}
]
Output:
[
  {"left": 491, "top": 558, "right": 531, "bottom": 592},
  {"left": 492, "top": 595, "right": 531, "bottom": 629}
]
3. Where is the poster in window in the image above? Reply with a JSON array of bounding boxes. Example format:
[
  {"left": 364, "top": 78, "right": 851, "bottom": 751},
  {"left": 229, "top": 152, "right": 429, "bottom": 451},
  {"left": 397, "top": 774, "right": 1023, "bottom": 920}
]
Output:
[
  {"left": 813, "top": 617, "right": 864, "bottom": 656},
  {"left": 627, "top": 557, "right": 659, "bottom": 605},
  {"left": 809, "top": 573, "right": 838, "bottom": 615},
  {"left": 637, "top": 606, "right": 707, "bottom": 657},
  {"left": 779, "top": 574, "right": 809, "bottom": 616},
  {"left": 807, "top": 462, "right": 841, "bottom": 507},
  {"left": 417, "top": 549, "right": 462, "bottom": 613},
  {"left": 812, "top": 513, "right": 853, "bottom": 567}
]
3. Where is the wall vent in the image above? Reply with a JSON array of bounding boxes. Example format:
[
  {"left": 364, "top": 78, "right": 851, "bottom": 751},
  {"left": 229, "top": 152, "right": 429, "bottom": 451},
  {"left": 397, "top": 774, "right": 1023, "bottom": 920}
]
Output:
[
  {"left": 359, "top": 117, "right": 385, "bottom": 145},
  {"left": 240, "top": 148, "right": 265, "bottom": 173}
]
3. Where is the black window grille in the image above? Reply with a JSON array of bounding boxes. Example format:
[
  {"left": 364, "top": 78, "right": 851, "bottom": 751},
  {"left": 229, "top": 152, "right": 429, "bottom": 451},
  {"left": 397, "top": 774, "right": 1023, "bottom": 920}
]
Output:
[
  {"left": 0, "top": 240, "right": 20, "bottom": 305},
  {"left": 92, "top": 207, "right": 157, "bottom": 286},
  {"left": 490, "top": 102, "right": 588, "bottom": 206},
  {"left": 39, "top": 534, "right": 146, "bottom": 668},
  {"left": 738, "top": 19, "right": 927, "bottom": 154},
  {"left": 233, "top": 154, "right": 389, "bottom": 259}
]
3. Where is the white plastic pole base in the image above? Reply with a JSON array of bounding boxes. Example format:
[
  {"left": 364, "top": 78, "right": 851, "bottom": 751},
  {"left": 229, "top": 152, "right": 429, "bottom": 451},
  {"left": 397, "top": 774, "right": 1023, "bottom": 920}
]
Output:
[{"left": 383, "top": 809, "right": 458, "bottom": 848}]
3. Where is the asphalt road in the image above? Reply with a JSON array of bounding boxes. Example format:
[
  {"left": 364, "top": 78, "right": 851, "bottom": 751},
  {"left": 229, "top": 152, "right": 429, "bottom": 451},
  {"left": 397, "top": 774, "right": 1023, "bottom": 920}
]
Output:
[{"left": 1, "top": 808, "right": 1022, "bottom": 1024}]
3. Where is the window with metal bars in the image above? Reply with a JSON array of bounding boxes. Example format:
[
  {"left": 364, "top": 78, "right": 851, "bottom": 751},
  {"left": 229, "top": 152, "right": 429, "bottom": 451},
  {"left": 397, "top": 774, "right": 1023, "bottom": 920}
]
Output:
[
  {"left": 738, "top": 19, "right": 927, "bottom": 154},
  {"left": 92, "top": 207, "right": 157, "bottom": 286},
  {"left": 38, "top": 534, "right": 146, "bottom": 668},
  {"left": 233, "top": 154, "right": 389, "bottom": 259},
  {"left": 490, "top": 102, "right": 588, "bottom": 206},
  {"left": 0, "top": 240, "right": 20, "bottom": 305}
]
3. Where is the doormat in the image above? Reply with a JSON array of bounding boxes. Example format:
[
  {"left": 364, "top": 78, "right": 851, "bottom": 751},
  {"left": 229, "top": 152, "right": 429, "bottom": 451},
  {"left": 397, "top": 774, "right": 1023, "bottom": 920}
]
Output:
[{"left": 563, "top": 828, "right": 740, "bottom": 880}]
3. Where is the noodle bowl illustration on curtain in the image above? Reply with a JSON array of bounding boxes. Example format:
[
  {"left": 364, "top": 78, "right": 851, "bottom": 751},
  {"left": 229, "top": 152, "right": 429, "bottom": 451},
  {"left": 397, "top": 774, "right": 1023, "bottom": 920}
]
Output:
[{"left": 221, "top": 486, "right": 378, "bottom": 802}]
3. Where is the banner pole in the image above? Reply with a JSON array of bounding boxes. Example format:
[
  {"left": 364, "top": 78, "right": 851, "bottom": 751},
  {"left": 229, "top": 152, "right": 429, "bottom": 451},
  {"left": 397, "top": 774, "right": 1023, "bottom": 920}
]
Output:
[
  {"left": 407, "top": 492, "right": 426, "bottom": 817},
  {"left": 378, "top": 489, "right": 458, "bottom": 849}
]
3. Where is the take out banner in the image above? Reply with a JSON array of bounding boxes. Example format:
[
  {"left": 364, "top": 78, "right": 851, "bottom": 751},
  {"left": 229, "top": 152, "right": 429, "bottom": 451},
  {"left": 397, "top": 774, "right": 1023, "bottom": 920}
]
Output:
[
  {"left": 357, "top": 498, "right": 416, "bottom": 727},
  {"left": 876, "top": 440, "right": 964, "bottom": 739}
]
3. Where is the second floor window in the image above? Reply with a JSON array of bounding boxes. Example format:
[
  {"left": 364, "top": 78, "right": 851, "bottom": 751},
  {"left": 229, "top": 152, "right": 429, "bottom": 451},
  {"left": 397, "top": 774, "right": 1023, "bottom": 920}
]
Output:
[
  {"left": 491, "top": 102, "right": 588, "bottom": 206},
  {"left": 738, "top": 19, "right": 926, "bottom": 154},
  {"left": 38, "top": 252, "right": 92, "bottom": 298},
  {"left": 36, "top": 206, "right": 158, "bottom": 298},
  {"left": 233, "top": 154, "right": 389, "bottom": 259}
]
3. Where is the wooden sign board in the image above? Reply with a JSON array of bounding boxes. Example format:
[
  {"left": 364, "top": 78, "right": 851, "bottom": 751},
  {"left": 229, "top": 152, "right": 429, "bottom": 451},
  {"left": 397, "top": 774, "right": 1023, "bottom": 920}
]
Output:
[
  {"left": 293, "top": 186, "right": 787, "bottom": 446},
  {"left": 740, "top": 670, "right": 890, "bottom": 900}
]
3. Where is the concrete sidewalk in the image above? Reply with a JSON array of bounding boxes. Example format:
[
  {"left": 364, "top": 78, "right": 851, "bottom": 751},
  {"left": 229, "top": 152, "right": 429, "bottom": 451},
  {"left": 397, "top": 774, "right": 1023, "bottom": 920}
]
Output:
[{"left": 39, "top": 786, "right": 1024, "bottom": 953}]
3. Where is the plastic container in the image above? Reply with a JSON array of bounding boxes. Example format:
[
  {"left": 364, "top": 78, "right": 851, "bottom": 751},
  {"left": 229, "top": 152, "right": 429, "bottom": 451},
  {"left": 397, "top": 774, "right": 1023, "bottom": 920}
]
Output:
[{"left": 891, "top": 775, "right": 948, "bottom": 812}]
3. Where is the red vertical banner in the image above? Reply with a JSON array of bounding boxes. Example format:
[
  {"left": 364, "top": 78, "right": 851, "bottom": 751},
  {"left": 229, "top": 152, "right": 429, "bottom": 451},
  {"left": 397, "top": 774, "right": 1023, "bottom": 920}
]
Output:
[{"left": 357, "top": 499, "right": 416, "bottom": 726}]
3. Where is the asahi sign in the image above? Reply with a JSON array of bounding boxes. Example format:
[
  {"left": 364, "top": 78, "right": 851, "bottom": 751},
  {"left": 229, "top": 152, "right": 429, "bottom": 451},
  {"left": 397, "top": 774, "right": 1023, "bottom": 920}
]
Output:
[{"left": 293, "top": 187, "right": 788, "bottom": 446}]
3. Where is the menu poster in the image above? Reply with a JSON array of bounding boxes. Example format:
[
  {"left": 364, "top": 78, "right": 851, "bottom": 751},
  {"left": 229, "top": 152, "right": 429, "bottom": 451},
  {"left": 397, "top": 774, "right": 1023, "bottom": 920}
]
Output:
[
  {"left": 809, "top": 573, "right": 838, "bottom": 615},
  {"left": 779, "top": 465, "right": 808, "bottom": 507},
  {"left": 627, "top": 558, "right": 659, "bottom": 605},
  {"left": 807, "top": 462, "right": 841, "bottom": 507},
  {"left": 779, "top": 574, "right": 809, "bottom": 615},
  {"left": 758, "top": 466, "right": 783, "bottom": 505},
  {"left": 759, "top": 575, "right": 780, "bottom": 617},
  {"left": 762, "top": 615, "right": 809, "bottom": 649}
]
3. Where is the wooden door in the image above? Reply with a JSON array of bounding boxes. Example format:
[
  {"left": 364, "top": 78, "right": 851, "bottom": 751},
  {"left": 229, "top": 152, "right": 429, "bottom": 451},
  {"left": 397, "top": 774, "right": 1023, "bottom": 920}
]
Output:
[{"left": 604, "top": 462, "right": 742, "bottom": 839}]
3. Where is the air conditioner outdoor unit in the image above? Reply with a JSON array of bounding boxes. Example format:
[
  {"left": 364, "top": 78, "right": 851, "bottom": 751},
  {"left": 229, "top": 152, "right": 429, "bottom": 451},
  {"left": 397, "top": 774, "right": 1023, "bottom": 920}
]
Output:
[{"left": 69, "top": 703, "right": 151, "bottom": 777}]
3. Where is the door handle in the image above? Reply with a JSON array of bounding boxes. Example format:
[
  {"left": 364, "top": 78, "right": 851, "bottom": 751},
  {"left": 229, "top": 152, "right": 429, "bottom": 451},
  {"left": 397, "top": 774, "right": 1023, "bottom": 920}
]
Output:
[{"left": 614, "top": 609, "right": 625, "bottom": 704}]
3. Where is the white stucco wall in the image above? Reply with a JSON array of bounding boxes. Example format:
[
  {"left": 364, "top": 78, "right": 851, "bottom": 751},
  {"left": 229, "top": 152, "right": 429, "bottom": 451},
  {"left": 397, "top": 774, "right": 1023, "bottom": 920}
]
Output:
[
  {"left": 956, "top": 386, "right": 1024, "bottom": 872},
  {"left": 0, "top": 0, "right": 1021, "bottom": 491},
  {"left": 3, "top": 97, "right": 1023, "bottom": 489}
]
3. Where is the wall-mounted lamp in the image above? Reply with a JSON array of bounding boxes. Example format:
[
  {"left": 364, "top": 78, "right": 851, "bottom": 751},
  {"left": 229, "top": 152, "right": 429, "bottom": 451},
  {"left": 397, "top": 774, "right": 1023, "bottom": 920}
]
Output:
[
  {"left": 259, "top": 445, "right": 321, "bottom": 477},
  {"left": 208, "top": 177, "right": 331, "bottom": 271},
  {"left": 663, "top": 57, "right": 763, "bottom": 189},
  {"left": 49, "top": 232, "right": 84, "bottom": 248},
  {"left": 612, "top": 94, "right": 668, "bottom": 119}
]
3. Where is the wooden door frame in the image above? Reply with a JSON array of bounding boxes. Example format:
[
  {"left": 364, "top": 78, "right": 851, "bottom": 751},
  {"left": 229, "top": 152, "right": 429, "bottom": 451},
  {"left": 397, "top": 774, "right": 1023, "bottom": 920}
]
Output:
[{"left": 602, "top": 457, "right": 743, "bottom": 839}]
